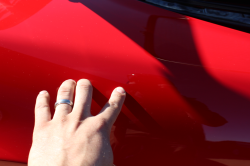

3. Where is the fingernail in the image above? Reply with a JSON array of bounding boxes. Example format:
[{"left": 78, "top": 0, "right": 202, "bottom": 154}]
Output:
[
  {"left": 116, "top": 87, "right": 126, "bottom": 94},
  {"left": 68, "top": 79, "right": 76, "bottom": 82},
  {"left": 39, "top": 90, "right": 47, "bottom": 95}
]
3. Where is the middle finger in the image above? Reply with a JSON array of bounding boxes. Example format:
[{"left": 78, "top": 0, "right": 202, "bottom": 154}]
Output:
[{"left": 70, "top": 79, "right": 93, "bottom": 120}]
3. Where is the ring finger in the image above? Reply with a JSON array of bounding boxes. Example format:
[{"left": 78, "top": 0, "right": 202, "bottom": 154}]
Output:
[{"left": 54, "top": 79, "right": 76, "bottom": 120}]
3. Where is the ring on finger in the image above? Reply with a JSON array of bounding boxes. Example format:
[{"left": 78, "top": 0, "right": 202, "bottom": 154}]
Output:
[{"left": 55, "top": 99, "right": 73, "bottom": 109}]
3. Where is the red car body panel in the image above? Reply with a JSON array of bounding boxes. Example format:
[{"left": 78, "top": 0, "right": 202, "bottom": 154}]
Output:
[{"left": 0, "top": 0, "right": 250, "bottom": 165}]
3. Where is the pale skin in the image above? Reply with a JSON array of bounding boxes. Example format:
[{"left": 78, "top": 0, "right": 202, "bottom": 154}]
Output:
[{"left": 28, "top": 79, "right": 126, "bottom": 166}]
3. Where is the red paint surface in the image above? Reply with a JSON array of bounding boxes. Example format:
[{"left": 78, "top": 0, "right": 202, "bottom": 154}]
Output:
[
  {"left": 0, "top": 0, "right": 250, "bottom": 165},
  {"left": 189, "top": 19, "right": 250, "bottom": 98}
]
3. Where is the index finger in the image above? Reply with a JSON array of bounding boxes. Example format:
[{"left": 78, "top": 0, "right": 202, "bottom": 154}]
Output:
[{"left": 97, "top": 87, "right": 126, "bottom": 125}]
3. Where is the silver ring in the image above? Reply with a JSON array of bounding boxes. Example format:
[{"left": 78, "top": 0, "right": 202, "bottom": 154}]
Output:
[{"left": 55, "top": 99, "right": 73, "bottom": 109}]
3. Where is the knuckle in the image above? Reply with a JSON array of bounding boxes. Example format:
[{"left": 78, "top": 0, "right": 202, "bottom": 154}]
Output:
[
  {"left": 58, "top": 80, "right": 76, "bottom": 96},
  {"left": 79, "top": 83, "right": 91, "bottom": 90},
  {"left": 36, "top": 103, "right": 49, "bottom": 110},
  {"left": 60, "top": 117, "right": 68, "bottom": 123},
  {"left": 52, "top": 117, "right": 68, "bottom": 126},
  {"left": 95, "top": 118, "right": 108, "bottom": 130},
  {"left": 109, "top": 101, "right": 119, "bottom": 109},
  {"left": 59, "top": 86, "right": 71, "bottom": 96},
  {"left": 115, "top": 93, "right": 122, "bottom": 98}
]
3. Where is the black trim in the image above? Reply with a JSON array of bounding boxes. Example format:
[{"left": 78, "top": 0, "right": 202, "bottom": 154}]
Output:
[{"left": 140, "top": 0, "right": 250, "bottom": 33}]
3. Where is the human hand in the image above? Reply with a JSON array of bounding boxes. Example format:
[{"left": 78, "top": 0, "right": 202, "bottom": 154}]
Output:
[{"left": 28, "top": 79, "right": 126, "bottom": 166}]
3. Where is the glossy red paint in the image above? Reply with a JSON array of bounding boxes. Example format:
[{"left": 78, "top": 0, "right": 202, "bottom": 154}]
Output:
[
  {"left": 0, "top": 0, "right": 250, "bottom": 165},
  {"left": 189, "top": 19, "right": 250, "bottom": 98},
  {"left": 0, "top": 0, "right": 52, "bottom": 30}
]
